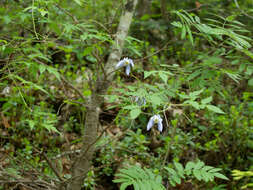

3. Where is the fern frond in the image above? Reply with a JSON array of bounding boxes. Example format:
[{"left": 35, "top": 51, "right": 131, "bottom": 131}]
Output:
[
  {"left": 113, "top": 165, "right": 165, "bottom": 190},
  {"left": 165, "top": 160, "right": 228, "bottom": 186}
]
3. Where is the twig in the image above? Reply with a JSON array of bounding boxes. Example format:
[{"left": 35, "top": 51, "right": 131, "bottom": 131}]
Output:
[
  {"left": 162, "top": 110, "right": 170, "bottom": 167},
  {"left": 52, "top": 150, "right": 81, "bottom": 160},
  {"left": 134, "top": 41, "right": 170, "bottom": 62},
  {"left": 89, "top": 19, "right": 111, "bottom": 33},
  {"left": 0, "top": 180, "right": 56, "bottom": 189},
  {"left": 32, "top": 0, "right": 39, "bottom": 39},
  {"left": 60, "top": 75, "right": 87, "bottom": 103},
  {"left": 54, "top": 3, "right": 79, "bottom": 24},
  {"left": 33, "top": 148, "right": 64, "bottom": 182},
  {"left": 92, "top": 49, "right": 106, "bottom": 79},
  {"left": 42, "top": 152, "right": 64, "bottom": 182}
]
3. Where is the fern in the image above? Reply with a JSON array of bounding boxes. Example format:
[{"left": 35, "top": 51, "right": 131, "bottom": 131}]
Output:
[
  {"left": 172, "top": 10, "right": 251, "bottom": 49},
  {"left": 113, "top": 165, "right": 166, "bottom": 190},
  {"left": 165, "top": 160, "right": 229, "bottom": 187},
  {"left": 113, "top": 162, "right": 228, "bottom": 189}
]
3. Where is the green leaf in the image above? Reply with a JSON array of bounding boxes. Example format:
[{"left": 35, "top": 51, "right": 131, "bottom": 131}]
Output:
[
  {"left": 200, "top": 170, "right": 210, "bottom": 182},
  {"left": 248, "top": 78, "right": 253, "bottom": 86},
  {"left": 194, "top": 161, "right": 205, "bottom": 170},
  {"left": 3, "top": 15, "right": 12, "bottom": 24},
  {"left": 158, "top": 72, "right": 168, "bottom": 83},
  {"left": 184, "top": 100, "right": 200, "bottom": 109},
  {"left": 120, "top": 182, "right": 132, "bottom": 190},
  {"left": 206, "top": 105, "right": 225, "bottom": 114},
  {"left": 226, "top": 15, "right": 236, "bottom": 22},
  {"left": 13, "top": 75, "right": 49, "bottom": 95},
  {"left": 181, "top": 25, "right": 186, "bottom": 39},
  {"left": 186, "top": 25, "right": 194, "bottom": 45},
  {"left": 114, "top": 166, "right": 164, "bottom": 190},
  {"left": 123, "top": 105, "right": 139, "bottom": 110},
  {"left": 172, "top": 174, "right": 181, "bottom": 184},
  {"left": 185, "top": 161, "right": 194, "bottom": 175},
  {"left": 213, "top": 173, "right": 229, "bottom": 180},
  {"left": 133, "top": 181, "right": 140, "bottom": 190},
  {"left": 201, "top": 96, "right": 213, "bottom": 105},
  {"left": 130, "top": 108, "right": 141, "bottom": 119},
  {"left": 149, "top": 94, "right": 163, "bottom": 106},
  {"left": 193, "top": 169, "right": 202, "bottom": 180},
  {"left": 241, "top": 49, "right": 253, "bottom": 59},
  {"left": 165, "top": 167, "right": 177, "bottom": 176},
  {"left": 39, "top": 64, "right": 46, "bottom": 74},
  {"left": 187, "top": 70, "right": 202, "bottom": 81},
  {"left": 47, "top": 67, "right": 60, "bottom": 80},
  {"left": 178, "top": 93, "right": 189, "bottom": 99},
  {"left": 112, "top": 178, "right": 129, "bottom": 183},
  {"left": 189, "top": 89, "right": 204, "bottom": 98},
  {"left": 26, "top": 120, "right": 36, "bottom": 130},
  {"left": 191, "top": 101, "right": 200, "bottom": 109},
  {"left": 195, "top": 16, "right": 201, "bottom": 23},
  {"left": 169, "top": 179, "right": 176, "bottom": 187},
  {"left": 73, "top": 0, "right": 84, "bottom": 6},
  {"left": 174, "top": 162, "right": 185, "bottom": 178},
  {"left": 115, "top": 173, "right": 132, "bottom": 180},
  {"left": 144, "top": 71, "right": 155, "bottom": 79},
  {"left": 83, "top": 46, "right": 93, "bottom": 56},
  {"left": 171, "top": 21, "right": 182, "bottom": 28},
  {"left": 209, "top": 168, "right": 223, "bottom": 173},
  {"left": 202, "top": 166, "right": 214, "bottom": 171}
]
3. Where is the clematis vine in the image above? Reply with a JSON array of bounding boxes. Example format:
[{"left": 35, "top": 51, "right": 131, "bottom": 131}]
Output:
[
  {"left": 116, "top": 57, "right": 134, "bottom": 76},
  {"left": 147, "top": 114, "right": 163, "bottom": 132}
]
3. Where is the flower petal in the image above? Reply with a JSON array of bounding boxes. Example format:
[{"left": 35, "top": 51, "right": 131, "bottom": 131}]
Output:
[
  {"left": 116, "top": 60, "right": 125, "bottom": 69},
  {"left": 147, "top": 117, "right": 154, "bottom": 131},
  {"left": 142, "top": 97, "right": 146, "bottom": 106},
  {"left": 157, "top": 121, "right": 163, "bottom": 132},
  {"left": 156, "top": 114, "right": 161, "bottom": 119},
  {"left": 125, "top": 65, "right": 131, "bottom": 75},
  {"left": 129, "top": 59, "right": 134, "bottom": 67}
]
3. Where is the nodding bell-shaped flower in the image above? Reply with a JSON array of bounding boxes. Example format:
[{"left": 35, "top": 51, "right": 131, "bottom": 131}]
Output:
[
  {"left": 147, "top": 115, "right": 163, "bottom": 132},
  {"left": 134, "top": 96, "right": 146, "bottom": 106},
  {"left": 116, "top": 57, "right": 134, "bottom": 76}
]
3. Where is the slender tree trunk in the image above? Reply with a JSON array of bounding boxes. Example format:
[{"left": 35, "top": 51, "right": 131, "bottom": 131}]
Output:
[
  {"left": 161, "top": 0, "right": 168, "bottom": 20},
  {"left": 136, "top": 0, "right": 151, "bottom": 17},
  {"left": 65, "top": 1, "right": 138, "bottom": 190}
]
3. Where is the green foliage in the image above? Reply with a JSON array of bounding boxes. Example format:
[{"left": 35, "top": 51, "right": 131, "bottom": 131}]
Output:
[
  {"left": 113, "top": 165, "right": 165, "bottom": 190},
  {"left": 178, "top": 89, "right": 225, "bottom": 113},
  {"left": 1, "top": 0, "right": 252, "bottom": 189},
  {"left": 232, "top": 169, "right": 253, "bottom": 189},
  {"left": 172, "top": 10, "right": 251, "bottom": 49},
  {"left": 165, "top": 160, "right": 228, "bottom": 187},
  {"left": 113, "top": 161, "right": 228, "bottom": 190}
]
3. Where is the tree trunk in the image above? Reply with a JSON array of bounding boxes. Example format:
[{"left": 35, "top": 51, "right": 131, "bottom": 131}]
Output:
[
  {"left": 161, "top": 0, "right": 168, "bottom": 20},
  {"left": 65, "top": 1, "right": 138, "bottom": 190},
  {"left": 136, "top": 0, "right": 151, "bottom": 17}
]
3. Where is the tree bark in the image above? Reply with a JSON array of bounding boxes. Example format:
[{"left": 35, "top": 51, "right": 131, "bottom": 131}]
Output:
[
  {"left": 161, "top": 0, "right": 168, "bottom": 20},
  {"left": 136, "top": 0, "right": 151, "bottom": 17},
  {"left": 65, "top": 1, "right": 138, "bottom": 190}
]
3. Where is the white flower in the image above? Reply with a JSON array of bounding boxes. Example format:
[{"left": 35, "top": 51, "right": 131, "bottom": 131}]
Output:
[
  {"left": 1, "top": 86, "right": 10, "bottom": 96},
  {"left": 134, "top": 96, "right": 146, "bottom": 106},
  {"left": 147, "top": 114, "right": 163, "bottom": 132},
  {"left": 116, "top": 57, "right": 134, "bottom": 76}
]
